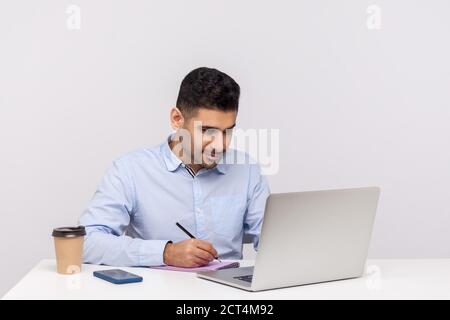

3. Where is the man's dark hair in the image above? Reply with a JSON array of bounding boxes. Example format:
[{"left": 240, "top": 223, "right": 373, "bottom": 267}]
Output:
[{"left": 176, "top": 67, "right": 240, "bottom": 117}]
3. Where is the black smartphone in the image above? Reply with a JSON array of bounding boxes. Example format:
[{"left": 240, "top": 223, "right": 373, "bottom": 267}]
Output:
[{"left": 93, "top": 269, "right": 143, "bottom": 284}]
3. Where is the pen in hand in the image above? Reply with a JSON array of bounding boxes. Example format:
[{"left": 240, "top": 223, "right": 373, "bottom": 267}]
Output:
[{"left": 175, "top": 222, "right": 222, "bottom": 263}]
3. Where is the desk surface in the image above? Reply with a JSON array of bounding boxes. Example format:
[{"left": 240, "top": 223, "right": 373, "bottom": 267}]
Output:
[{"left": 3, "top": 259, "right": 450, "bottom": 299}]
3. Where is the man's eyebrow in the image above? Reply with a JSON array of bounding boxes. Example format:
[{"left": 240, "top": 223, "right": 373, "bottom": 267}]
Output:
[{"left": 201, "top": 123, "right": 236, "bottom": 131}]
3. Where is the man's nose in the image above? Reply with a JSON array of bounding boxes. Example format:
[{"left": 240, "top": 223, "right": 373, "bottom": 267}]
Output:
[{"left": 208, "top": 137, "right": 225, "bottom": 154}]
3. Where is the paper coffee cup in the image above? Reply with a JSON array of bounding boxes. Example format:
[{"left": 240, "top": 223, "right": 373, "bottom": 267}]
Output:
[{"left": 52, "top": 226, "right": 86, "bottom": 274}]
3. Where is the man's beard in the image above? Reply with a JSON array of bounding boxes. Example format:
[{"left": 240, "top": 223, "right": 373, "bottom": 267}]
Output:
[
  {"left": 200, "top": 150, "right": 224, "bottom": 169},
  {"left": 202, "top": 162, "right": 217, "bottom": 169}
]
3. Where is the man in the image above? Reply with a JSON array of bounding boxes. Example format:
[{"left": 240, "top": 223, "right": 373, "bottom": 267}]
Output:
[{"left": 79, "top": 67, "right": 270, "bottom": 268}]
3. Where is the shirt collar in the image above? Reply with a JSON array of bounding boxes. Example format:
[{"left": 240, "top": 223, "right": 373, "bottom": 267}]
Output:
[
  {"left": 161, "top": 134, "right": 227, "bottom": 175},
  {"left": 161, "top": 135, "right": 183, "bottom": 172}
]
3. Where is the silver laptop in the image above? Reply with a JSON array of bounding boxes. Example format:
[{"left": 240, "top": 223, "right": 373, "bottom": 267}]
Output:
[{"left": 197, "top": 186, "right": 380, "bottom": 291}]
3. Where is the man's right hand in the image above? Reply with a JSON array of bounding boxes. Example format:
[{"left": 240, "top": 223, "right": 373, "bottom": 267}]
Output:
[{"left": 163, "top": 239, "right": 218, "bottom": 268}]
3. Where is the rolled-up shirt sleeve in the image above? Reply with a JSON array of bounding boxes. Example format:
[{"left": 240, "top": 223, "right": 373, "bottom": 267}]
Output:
[{"left": 79, "top": 160, "right": 170, "bottom": 267}]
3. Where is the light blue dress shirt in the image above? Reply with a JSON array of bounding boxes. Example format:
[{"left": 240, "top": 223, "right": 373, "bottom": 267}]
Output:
[{"left": 79, "top": 135, "right": 270, "bottom": 267}]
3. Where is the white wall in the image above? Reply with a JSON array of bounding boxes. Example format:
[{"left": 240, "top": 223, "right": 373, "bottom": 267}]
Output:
[{"left": 1, "top": 0, "right": 449, "bottom": 296}]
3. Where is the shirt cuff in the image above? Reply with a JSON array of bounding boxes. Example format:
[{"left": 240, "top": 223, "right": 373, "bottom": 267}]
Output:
[{"left": 138, "top": 240, "right": 172, "bottom": 267}]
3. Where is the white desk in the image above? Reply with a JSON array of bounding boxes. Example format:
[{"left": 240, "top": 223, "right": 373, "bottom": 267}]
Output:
[{"left": 2, "top": 259, "right": 450, "bottom": 300}]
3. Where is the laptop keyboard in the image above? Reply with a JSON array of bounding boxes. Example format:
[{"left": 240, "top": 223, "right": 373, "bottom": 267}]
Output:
[{"left": 234, "top": 275, "right": 253, "bottom": 283}]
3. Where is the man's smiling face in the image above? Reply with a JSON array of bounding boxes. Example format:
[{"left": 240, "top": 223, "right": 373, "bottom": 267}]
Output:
[
  {"left": 172, "top": 107, "right": 237, "bottom": 170},
  {"left": 170, "top": 67, "right": 240, "bottom": 171}
]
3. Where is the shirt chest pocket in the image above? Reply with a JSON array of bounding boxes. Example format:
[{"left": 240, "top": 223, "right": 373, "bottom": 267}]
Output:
[{"left": 208, "top": 195, "right": 247, "bottom": 238}]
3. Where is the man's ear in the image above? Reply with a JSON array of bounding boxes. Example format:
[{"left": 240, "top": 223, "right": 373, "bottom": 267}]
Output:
[{"left": 170, "top": 107, "right": 185, "bottom": 130}]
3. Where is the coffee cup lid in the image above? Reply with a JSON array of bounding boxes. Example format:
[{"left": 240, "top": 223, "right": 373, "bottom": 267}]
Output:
[{"left": 52, "top": 226, "right": 86, "bottom": 238}]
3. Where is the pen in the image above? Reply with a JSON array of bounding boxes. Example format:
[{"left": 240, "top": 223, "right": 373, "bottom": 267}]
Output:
[{"left": 175, "top": 222, "right": 222, "bottom": 263}]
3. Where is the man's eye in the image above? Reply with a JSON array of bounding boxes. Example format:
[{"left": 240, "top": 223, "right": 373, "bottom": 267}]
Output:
[{"left": 202, "top": 128, "right": 216, "bottom": 134}]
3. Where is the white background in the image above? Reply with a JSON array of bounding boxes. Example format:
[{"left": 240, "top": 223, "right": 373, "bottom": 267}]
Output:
[{"left": 1, "top": 0, "right": 449, "bottom": 296}]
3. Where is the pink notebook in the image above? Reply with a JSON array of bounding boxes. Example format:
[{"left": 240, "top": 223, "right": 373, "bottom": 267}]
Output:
[{"left": 150, "top": 261, "right": 240, "bottom": 273}]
